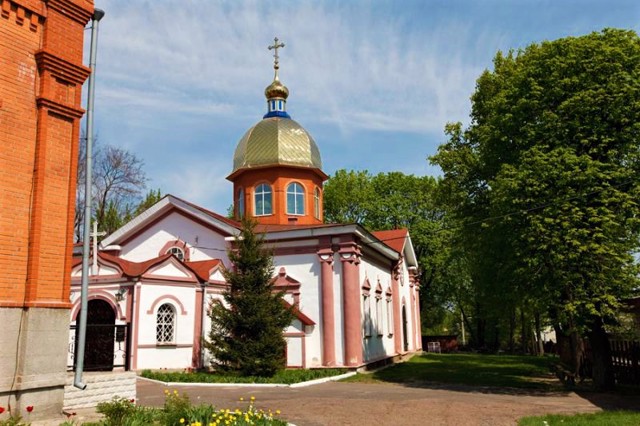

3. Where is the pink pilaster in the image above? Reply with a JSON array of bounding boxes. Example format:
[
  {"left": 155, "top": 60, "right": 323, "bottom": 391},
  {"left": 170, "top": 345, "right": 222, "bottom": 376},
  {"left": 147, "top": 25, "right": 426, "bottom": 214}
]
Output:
[
  {"left": 409, "top": 267, "right": 420, "bottom": 350},
  {"left": 392, "top": 259, "right": 403, "bottom": 354},
  {"left": 414, "top": 286, "right": 422, "bottom": 350},
  {"left": 339, "top": 242, "right": 362, "bottom": 366},
  {"left": 192, "top": 286, "right": 204, "bottom": 368},
  {"left": 317, "top": 246, "right": 336, "bottom": 366}
]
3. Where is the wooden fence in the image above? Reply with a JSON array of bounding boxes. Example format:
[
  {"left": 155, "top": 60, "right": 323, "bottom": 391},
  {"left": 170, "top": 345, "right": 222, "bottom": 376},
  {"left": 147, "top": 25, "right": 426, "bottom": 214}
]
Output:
[
  {"left": 609, "top": 339, "right": 640, "bottom": 386},
  {"left": 581, "top": 338, "right": 640, "bottom": 386}
]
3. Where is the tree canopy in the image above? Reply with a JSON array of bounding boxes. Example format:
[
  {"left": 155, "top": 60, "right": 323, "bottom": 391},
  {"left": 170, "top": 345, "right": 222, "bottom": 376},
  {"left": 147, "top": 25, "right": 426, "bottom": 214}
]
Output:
[
  {"left": 75, "top": 138, "right": 158, "bottom": 239},
  {"left": 431, "top": 28, "right": 640, "bottom": 389},
  {"left": 323, "top": 169, "right": 456, "bottom": 333}
]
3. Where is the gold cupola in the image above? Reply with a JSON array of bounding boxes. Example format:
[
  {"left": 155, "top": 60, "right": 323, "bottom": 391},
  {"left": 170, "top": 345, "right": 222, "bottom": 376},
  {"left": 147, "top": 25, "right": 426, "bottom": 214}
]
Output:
[
  {"left": 228, "top": 37, "right": 324, "bottom": 177},
  {"left": 227, "top": 38, "right": 327, "bottom": 226}
]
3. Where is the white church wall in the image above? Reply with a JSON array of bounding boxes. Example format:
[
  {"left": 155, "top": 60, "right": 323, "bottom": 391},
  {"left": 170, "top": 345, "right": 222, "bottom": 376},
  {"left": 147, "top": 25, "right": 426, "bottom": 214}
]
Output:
[
  {"left": 135, "top": 283, "right": 197, "bottom": 370},
  {"left": 359, "top": 256, "right": 396, "bottom": 362},
  {"left": 398, "top": 262, "right": 417, "bottom": 352},
  {"left": 120, "top": 212, "right": 229, "bottom": 265},
  {"left": 272, "top": 253, "right": 323, "bottom": 368},
  {"left": 201, "top": 293, "right": 225, "bottom": 368}
]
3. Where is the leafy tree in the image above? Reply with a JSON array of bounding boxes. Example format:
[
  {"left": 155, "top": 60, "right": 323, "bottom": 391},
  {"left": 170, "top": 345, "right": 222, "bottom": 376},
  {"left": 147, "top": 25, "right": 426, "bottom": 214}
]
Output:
[
  {"left": 431, "top": 29, "right": 640, "bottom": 390},
  {"left": 323, "top": 169, "right": 374, "bottom": 224},
  {"left": 324, "top": 170, "right": 453, "bottom": 335},
  {"left": 205, "top": 218, "right": 294, "bottom": 377}
]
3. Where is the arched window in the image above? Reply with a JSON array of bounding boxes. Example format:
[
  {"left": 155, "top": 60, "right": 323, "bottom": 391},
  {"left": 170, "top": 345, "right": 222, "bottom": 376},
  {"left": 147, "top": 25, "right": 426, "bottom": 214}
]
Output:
[
  {"left": 156, "top": 303, "right": 175, "bottom": 344},
  {"left": 166, "top": 246, "right": 184, "bottom": 261},
  {"left": 314, "top": 187, "right": 321, "bottom": 219},
  {"left": 237, "top": 188, "right": 245, "bottom": 218},
  {"left": 286, "top": 182, "right": 305, "bottom": 215},
  {"left": 254, "top": 183, "right": 273, "bottom": 216}
]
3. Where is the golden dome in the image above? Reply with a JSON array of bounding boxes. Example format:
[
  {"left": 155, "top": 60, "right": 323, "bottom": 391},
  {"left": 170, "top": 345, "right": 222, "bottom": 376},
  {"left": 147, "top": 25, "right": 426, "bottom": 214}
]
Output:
[
  {"left": 231, "top": 117, "right": 322, "bottom": 173},
  {"left": 265, "top": 77, "right": 289, "bottom": 100}
]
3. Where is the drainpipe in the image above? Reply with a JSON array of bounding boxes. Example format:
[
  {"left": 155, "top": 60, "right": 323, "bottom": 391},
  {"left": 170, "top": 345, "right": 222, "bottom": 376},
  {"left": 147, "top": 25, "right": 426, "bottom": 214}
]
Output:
[{"left": 74, "top": 7, "right": 105, "bottom": 390}]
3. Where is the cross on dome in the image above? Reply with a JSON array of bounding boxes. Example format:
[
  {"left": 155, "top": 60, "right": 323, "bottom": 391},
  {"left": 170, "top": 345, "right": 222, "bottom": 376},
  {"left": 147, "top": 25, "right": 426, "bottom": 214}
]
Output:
[
  {"left": 264, "top": 36, "right": 290, "bottom": 118},
  {"left": 268, "top": 37, "right": 285, "bottom": 77}
]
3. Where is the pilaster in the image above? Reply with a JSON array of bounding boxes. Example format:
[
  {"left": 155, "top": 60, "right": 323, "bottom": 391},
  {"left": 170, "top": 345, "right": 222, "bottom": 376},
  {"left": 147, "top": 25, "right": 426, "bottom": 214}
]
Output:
[
  {"left": 338, "top": 241, "right": 362, "bottom": 367},
  {"left": 317, "top": 243, "right": 335, "bottom": 366}
]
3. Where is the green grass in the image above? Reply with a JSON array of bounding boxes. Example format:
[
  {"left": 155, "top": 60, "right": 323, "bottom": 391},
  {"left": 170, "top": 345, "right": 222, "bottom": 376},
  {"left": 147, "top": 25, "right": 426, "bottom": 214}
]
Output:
[
  {"left": 343, "top": 353, "right": 559, "bottom": 390},
  {"left": 141, "top": 368, "right": 349, "bottom": 384},
  {"left": 519, "top": 411, "right": 640, "bottom": 425}
]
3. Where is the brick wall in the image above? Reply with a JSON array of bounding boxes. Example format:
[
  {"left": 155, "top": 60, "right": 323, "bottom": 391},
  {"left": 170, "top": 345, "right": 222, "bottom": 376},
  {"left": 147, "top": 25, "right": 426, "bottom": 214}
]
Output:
[
  {"left": 0, "top": 0, "right": 93, "bottom": 308},
  {"left": 0, "top": 0, "right": 94, "bottom": 417}
]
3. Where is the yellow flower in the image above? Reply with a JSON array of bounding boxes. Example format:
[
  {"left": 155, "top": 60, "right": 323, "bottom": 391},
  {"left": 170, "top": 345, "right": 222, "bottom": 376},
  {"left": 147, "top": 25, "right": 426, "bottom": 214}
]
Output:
[
  {"left": 276, "top": 410, "right": 281, "bottom": 415},
  {"left": 239, "top": 397, "right": 244, "bottom": 401},
  {"left": 250, "top": 396, "right": 255, "bottom": 401},
  {"left": 179, "top": 419, "right": 185, "bottom": 424}
]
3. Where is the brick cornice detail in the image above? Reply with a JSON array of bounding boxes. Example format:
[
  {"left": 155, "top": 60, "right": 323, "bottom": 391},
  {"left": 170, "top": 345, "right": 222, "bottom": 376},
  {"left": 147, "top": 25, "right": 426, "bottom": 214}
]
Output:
[
  {"left": 36, "top": 97, "right": 85, "bottom": 118},
  {"left": 4, "top": 0, "right": 46, "bottom": 18},
  {"left": 35, "top": 50, "right": 91, "bottom": 84},
  {"left": 46, "top": 0, "right": 93, "bottom": 25}
]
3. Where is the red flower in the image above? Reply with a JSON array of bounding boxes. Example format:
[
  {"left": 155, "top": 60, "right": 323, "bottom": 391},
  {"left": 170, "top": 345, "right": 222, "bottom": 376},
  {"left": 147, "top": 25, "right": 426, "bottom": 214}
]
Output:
[
  {"left": 26, "top": 406, "right": 34, "bottom": 413},
  {"left": 130, "top": 399, "right": 135, "bottom": 403},
  {"left": 0, "top": 406, "right": 5, "bottom": 414}
]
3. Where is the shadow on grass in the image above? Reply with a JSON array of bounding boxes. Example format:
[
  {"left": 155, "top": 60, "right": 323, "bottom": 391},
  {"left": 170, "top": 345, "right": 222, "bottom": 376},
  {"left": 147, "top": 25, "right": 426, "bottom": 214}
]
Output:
[
  {"left": 345, "top": 353, "right": 569, "bottom": 396},
  {"left": 347, "top": 353, "right": 640, "bottom": 407}
]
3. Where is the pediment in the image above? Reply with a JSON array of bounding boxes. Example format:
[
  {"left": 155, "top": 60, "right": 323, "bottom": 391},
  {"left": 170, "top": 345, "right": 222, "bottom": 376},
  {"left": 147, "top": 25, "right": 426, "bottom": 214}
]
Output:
[
  {"left": 272, "top": 267, "right": 301, "bottom": 293},
  {"left": 143, "top": 257, "right": 197, "bottom": 281},
  {"left": 71, "top": 256, "right": 122, "bottom": 278}
]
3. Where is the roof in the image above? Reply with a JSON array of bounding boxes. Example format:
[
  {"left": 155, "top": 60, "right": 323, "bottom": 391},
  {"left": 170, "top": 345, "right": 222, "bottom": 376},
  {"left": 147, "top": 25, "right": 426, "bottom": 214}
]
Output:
[
  {"left": 230, "top": 117, "right": 322, "bottom": 176},
  {"left": 100, "top": 194, "right": 240, "bottom": 248},
  {"left": 371, "top": 229, "right": 408, "bottom": 254},
  {"left": 73, "top": 251, "right": 222, "bottom": 282},
  {"left": 282, "top": 299, "right": 315, "bottom": 326}
]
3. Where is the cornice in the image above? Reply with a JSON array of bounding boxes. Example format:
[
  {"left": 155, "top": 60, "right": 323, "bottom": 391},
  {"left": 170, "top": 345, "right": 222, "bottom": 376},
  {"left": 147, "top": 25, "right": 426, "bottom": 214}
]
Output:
[
  {"left": 36, "top": 97, "right": 85, "bottom": 118},
  {"left": 46, "top": 0, "right": 92, "bottom": 25},
  {"left": 35, "top": 49, "right": 91, "bottom": 85}
]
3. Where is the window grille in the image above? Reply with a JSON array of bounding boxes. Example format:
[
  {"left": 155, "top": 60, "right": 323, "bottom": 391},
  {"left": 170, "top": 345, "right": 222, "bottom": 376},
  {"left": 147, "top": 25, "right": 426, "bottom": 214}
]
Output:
[
  {"left": 156, "top": 303, "right": 175, "bottom": 343},
  {"left": 166, "top": 247, "right": 184, "bottom": 261}
]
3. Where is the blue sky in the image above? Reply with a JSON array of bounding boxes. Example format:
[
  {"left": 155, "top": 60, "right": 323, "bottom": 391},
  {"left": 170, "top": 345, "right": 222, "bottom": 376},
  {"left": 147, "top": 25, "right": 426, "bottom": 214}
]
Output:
[{"left": 91, "top": 0, "right": 640, "bottom": 213}]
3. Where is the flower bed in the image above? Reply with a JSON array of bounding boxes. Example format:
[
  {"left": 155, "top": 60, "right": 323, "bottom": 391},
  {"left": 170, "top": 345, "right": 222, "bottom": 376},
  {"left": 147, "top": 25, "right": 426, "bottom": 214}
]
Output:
[{"left": 88, "top": 392, "right": 288, "bottom": 425}]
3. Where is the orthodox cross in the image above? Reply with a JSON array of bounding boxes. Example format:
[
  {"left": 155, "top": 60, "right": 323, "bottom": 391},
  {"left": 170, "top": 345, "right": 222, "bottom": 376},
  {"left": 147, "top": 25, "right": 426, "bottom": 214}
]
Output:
[
  {"left": 91, "top": 221, "right": 106, "bottom": 276},
  {"left": 268, "top": 37, "right": 285, "bottom": 71}
]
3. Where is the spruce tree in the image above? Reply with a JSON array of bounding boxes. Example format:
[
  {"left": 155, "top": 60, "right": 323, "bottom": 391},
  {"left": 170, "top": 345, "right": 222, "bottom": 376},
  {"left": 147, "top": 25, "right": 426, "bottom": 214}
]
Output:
[{"left": 205, "top": 218, "right": 293, "bottom": 377}]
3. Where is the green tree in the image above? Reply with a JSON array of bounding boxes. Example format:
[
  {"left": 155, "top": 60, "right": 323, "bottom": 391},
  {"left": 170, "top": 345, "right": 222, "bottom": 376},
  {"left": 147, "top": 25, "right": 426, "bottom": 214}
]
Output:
[
  {"left": 323, "top": 169, "right": 453, "bottom": 335},
  {"left": 323, "top": 169, "right": 374, "bottom": 224},
  {"left": 205, "top": 218, "right": 294, "bottom": 377},
  {"left": 431, "top": 29, "right": 640, "bottom": 389}
]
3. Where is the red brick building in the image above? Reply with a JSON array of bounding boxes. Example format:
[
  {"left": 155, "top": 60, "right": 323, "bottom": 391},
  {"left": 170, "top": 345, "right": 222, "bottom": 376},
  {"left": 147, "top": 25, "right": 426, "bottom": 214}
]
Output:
[{"left": 0, "top": 0, "right": 93, "bottom": 418}]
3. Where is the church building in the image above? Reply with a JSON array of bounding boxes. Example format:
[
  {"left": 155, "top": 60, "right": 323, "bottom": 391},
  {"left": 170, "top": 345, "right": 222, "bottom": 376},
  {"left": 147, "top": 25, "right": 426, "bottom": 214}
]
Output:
[{"left": 69, "top": 39, "right": 422, "bottom": 371}]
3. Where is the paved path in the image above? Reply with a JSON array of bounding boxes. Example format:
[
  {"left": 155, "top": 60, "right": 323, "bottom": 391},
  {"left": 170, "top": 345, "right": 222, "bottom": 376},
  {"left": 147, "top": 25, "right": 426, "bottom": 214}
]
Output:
[{"left": 137, "top": 379, "right": 640, "bottom": 426}]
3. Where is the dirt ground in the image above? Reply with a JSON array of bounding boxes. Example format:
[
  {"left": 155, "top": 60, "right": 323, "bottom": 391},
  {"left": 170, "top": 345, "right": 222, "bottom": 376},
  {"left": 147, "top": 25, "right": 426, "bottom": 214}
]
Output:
[{"left": 136, "top": 378, "right": 640, "bottom": 426}]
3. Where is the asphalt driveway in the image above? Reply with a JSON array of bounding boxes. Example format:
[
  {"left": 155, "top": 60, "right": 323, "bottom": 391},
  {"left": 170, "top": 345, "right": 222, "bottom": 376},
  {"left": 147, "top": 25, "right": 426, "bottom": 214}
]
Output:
[{"left": 136, "top": 378, "right": 640, "bottom": 426}]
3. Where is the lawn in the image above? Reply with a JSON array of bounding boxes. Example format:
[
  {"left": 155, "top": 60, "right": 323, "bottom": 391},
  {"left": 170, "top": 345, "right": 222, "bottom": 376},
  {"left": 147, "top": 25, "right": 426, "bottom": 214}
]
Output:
[
  {"left": 519, "top": 411, "right": 640, "bottom": 425},
  {"left": 343, "top": 353, "right": 558, "bottom": 390},
  {"left": 140, "top": 368, "right": 348, "bottom": 384}
]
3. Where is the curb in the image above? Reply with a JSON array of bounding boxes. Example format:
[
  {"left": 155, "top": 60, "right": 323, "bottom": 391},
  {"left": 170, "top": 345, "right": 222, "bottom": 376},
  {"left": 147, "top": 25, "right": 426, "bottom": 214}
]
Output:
[{"left": 138, "top": 371, "right": 356, "bottom": 388}]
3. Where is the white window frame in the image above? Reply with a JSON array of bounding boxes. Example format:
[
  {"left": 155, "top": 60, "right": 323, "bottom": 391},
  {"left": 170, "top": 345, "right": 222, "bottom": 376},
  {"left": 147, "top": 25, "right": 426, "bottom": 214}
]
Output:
[
  {"left": 156, "top": 303, "right": 176, "bottom": 344},
  {"left": 166, "top": 246, "right": 184, "bottom": 261},
  {"left": 286, "top": 182, "right": 305, "bottom": 215},
  {"left": 254, "top": 183, "right": 273, "bottom": 216}
]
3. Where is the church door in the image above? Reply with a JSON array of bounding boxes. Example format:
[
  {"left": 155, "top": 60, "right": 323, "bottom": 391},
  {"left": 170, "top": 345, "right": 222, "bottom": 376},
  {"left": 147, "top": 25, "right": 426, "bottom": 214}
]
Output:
[
  {"left": 78, "top": 299, "right": 116, "bottom": 371},
  {"left": 402, "top": 305, "right": 409, "bottom": 352}
]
